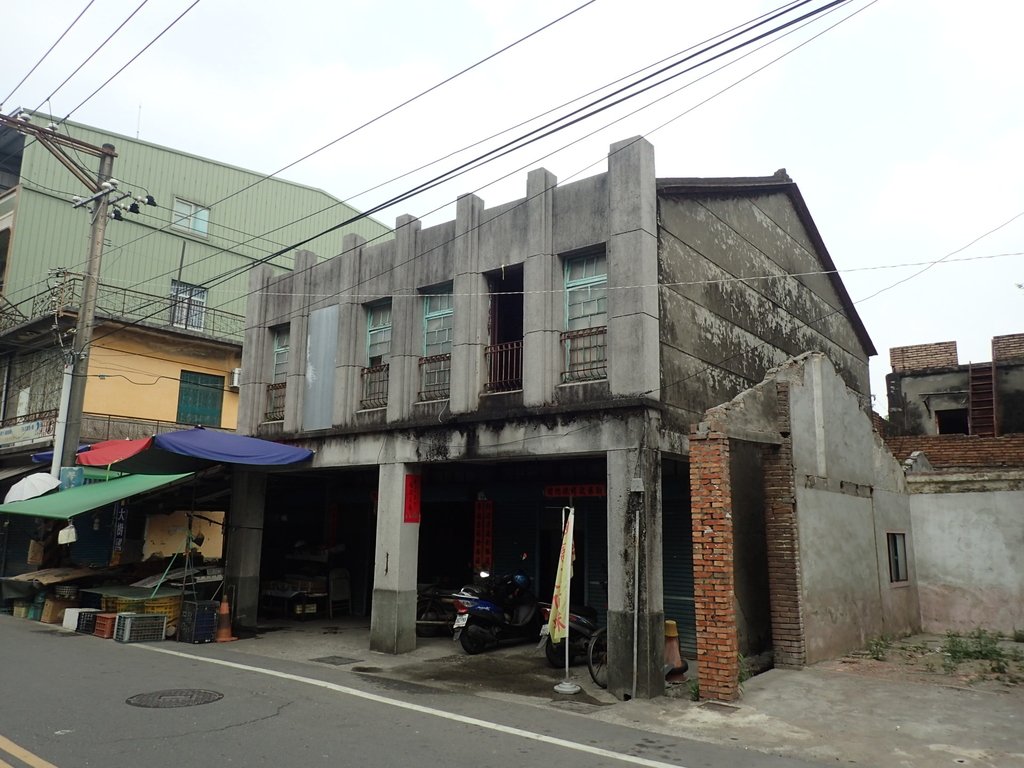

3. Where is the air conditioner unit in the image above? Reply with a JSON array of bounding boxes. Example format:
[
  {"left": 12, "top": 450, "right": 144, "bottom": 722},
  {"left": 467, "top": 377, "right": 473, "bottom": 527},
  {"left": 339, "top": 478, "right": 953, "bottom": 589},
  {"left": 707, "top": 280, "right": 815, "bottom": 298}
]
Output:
[{"left": 229, "top": 367, "right": 242, "bottom": 389}]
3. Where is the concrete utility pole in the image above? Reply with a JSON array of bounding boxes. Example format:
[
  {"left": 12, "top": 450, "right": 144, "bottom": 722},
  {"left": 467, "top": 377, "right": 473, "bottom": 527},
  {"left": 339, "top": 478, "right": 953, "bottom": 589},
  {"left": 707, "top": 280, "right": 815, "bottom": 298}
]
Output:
[
  {"left": 0, "top": 112, "right": 124, "bottom": 475},
  {"left": 60, "top": 145, "right": 116, "bottom": 470}
]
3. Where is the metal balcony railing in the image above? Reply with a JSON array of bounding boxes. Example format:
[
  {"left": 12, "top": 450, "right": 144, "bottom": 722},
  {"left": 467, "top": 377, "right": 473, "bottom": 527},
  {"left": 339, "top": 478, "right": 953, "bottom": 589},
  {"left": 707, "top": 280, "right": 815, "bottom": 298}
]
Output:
[
  {"left": 560, "top": 326, "right": 607, "bottom": 383},
  {"left": 485, "top": 340, "right": 523, "bottom": 392},
  {"left": 418, "top": 353, "right": 451, "bottom": 401},
  {"left": 265, "top": 382, "right": 286, "bottom": 421},
  {"left": 361, "top": 363, "right": 389, "bottom": 409},
  {"left": 0, "top": 278, "right": 244, "bottom": 343}
]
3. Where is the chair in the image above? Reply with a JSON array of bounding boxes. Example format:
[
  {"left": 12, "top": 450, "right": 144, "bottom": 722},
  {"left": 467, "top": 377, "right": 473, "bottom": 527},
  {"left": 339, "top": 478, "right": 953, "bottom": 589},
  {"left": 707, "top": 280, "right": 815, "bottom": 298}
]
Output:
[{"left": 328, "top": 568, "right": 352, "bottom": 618}]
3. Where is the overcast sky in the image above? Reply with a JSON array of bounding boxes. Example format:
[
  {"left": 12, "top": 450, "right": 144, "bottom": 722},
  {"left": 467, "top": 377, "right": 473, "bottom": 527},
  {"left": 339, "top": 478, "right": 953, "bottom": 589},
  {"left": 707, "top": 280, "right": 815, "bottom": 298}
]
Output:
[{"left": 4, "top": 0, "right": 1021, "bottom": 411}]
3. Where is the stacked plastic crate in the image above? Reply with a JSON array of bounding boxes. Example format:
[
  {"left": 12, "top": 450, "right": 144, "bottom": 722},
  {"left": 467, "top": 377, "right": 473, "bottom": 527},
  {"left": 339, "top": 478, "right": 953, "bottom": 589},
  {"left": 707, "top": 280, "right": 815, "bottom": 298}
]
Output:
[{"left": 178, "top": 600, "right": 218, "bottom": 644}]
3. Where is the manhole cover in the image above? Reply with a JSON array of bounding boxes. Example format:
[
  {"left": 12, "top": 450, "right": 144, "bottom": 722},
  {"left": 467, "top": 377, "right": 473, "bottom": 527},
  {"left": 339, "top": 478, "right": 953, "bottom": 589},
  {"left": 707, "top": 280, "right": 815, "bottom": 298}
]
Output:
[
  {"left": 126, "top": 689, "right": 223, "bottom": 708},
  {"left": 311, "top": 655, "right": 362, "bottom": 666}
]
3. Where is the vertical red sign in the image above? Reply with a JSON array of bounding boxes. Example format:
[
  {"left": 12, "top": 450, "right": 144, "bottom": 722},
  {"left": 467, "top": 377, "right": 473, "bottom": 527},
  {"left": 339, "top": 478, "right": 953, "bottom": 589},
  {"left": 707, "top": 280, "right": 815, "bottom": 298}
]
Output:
[{"left": 403, "top": 474, "right": 421, "bottom": 523}]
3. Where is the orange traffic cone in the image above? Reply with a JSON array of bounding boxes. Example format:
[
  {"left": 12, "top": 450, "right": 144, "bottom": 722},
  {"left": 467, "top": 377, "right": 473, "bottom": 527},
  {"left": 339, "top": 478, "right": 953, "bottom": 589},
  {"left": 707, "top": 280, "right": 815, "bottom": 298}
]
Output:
[
  {"left": 215, "top": 595, "right": 237, "bottom": 643},
  {"left": 664, "top": 620, "right": 688, "bottom": 682}
]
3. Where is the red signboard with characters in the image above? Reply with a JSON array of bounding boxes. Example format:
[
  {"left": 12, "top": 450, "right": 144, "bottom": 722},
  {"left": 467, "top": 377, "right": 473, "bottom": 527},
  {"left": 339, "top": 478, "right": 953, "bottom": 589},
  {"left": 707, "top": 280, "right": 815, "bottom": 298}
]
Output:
[
  {"left": 543, "top": 483, "right": 606, "bottom": 498},
  {"left": 403, "top": 474, "right": 421, "bottom": 523}
]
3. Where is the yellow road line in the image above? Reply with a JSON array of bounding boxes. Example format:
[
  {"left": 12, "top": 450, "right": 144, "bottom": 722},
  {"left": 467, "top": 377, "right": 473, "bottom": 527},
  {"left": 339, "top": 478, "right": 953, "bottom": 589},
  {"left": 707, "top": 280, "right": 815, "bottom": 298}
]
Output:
[{"left": 0, "top": 734, "right": 59, "bottom": 768}]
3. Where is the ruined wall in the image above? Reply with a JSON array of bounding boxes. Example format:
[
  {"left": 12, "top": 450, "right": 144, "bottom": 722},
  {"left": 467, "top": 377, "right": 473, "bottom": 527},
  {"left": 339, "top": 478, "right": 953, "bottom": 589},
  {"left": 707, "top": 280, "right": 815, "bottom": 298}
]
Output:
[
  {"left": 658, "top": 192, "right": 869, "bottom": 427},
  {"left": 886, "top": 368, "right": 969, "bottom": 435},
  {"left": 908, "top": 479, "right": 1024, "bottom": 634},
  {"left": 784, "top": 355, "right": 919, "bottom": 662}
]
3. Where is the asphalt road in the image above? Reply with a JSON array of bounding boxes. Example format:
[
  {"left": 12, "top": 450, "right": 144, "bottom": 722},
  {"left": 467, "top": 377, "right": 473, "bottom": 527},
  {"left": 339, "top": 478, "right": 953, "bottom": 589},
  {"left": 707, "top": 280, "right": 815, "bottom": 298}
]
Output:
[{"left": 0, "top": 616, "right": 830, "bottom": 768}]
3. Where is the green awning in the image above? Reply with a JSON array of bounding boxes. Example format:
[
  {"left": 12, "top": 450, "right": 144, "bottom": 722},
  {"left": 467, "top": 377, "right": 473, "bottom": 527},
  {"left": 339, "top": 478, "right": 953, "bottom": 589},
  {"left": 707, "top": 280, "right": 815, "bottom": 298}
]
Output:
[{"left": 0, "top": 472, "right": 193, "bottom": 519}]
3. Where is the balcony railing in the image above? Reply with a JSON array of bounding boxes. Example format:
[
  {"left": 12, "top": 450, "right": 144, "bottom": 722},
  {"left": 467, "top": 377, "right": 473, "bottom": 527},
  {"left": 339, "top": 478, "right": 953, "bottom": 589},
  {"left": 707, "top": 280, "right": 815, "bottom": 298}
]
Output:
[
  {"left": 485, "top": 340, "right": 523, "bottom": 392},
  {"left": 265, "top": 382, "right": 287, "bottom": 421},
  {"left": 561, "top": 326, "right": 607, "bottom": 383},
  {"left": 0, "top": 278, "right": 244, "bottom": 343},
  {"left": 418, "top": 353, "right": 451, "bottom": 401},
  {"left": 361, "top": 363, "right": 389, "bottom": 409}
]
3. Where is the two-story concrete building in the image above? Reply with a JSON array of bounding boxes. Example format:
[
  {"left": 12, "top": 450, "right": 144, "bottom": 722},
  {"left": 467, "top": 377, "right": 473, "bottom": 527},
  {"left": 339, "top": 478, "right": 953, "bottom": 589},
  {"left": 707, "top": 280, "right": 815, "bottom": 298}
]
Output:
[{"left": 230, "top": 137, "right": 881, "bottom": 701}]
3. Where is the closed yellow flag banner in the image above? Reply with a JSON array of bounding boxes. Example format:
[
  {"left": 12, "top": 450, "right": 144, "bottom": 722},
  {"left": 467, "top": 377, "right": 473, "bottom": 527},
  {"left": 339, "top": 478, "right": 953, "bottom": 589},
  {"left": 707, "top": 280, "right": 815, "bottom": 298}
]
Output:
[{"left": 547, "top": 509, "right": 575, "bottom": 643}]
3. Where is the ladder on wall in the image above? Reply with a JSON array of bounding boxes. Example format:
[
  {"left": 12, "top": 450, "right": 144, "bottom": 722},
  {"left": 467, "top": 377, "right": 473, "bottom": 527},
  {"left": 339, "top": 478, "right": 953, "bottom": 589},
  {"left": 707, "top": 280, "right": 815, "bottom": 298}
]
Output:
[{"left": 968, "top": 362, "right": 998, "bottom": 437}]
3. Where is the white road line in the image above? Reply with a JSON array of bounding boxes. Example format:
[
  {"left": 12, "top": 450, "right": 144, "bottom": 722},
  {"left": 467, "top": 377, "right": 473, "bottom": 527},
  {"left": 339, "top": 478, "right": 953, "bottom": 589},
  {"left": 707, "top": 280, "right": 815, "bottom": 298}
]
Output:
[{"left": 137, "top": 644, "right": 687, "bottom": 768}]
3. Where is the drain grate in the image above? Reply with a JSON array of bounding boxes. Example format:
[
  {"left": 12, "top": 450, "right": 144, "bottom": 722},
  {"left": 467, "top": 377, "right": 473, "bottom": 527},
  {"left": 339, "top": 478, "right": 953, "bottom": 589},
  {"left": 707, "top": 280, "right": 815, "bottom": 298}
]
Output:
[
  {"left": 126, "top": 689, "right": 223, "bottom": 708},
  {"left": 311, "top": 655, "right": 362, "bottom": 666}
]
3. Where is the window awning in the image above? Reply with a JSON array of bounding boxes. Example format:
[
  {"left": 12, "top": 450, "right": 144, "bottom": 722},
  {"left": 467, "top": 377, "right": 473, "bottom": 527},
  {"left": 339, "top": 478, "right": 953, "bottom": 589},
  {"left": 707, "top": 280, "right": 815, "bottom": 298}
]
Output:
[{"left": 0, "top": 472, "right": 193, "bottom": 519}]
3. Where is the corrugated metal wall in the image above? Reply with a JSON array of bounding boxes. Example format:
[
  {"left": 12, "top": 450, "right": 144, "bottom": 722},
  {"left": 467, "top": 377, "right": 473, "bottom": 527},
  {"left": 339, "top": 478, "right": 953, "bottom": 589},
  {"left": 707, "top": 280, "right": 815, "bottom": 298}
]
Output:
[{"left": 8, "top": 118, "right": 392, "bottom": 321}]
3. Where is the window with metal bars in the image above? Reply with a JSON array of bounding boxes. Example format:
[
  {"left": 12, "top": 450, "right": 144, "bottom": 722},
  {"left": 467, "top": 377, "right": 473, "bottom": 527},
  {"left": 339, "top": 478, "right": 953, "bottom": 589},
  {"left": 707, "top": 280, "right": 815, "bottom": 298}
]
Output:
[{"left": 561, "top": 252, "right": 607, "bottom": 381}]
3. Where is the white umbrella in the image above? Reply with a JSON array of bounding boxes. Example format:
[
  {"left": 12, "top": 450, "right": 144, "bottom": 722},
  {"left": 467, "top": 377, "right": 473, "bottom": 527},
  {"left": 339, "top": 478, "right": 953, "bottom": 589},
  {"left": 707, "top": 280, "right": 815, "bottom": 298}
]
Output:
[{"left": 5, "top": 472, "right": 61, "bottom": 503}]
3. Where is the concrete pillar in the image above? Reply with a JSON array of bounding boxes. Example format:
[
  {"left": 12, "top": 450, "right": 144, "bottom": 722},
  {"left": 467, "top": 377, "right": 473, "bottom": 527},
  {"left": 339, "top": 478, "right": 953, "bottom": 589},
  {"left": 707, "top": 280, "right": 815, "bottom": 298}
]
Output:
[
  {"left": 606, "top": 137, "right": 659, "bottom": 399},
  {"left": 523, "top": 168, "right": 560, "bottom": 406},
  {"left": 225, "top": 469, "right": 267, "bottom": 631},
  {"left": 451, "top": 194, "right": 486, "bottom": 414},
  {"left": 369, "top": 462, "right": 421, "bottom": 653},
  {"left": 335, "top": 234, "right": 367, "bottom": 425},
  {"left": 387, "top": 216, "right": 421, "bottom": 422},
  {"left": 237, "top": 265, "right": 274, "bottom": 433},
  {"left": 689, "top": 428, "right": 740, "bottom": 701},
  {"left": 605, "top": 414, "right": 664, "bottom": 700},
  {"left": 284, "top": 249, "right": 316, "bottom": 433}
]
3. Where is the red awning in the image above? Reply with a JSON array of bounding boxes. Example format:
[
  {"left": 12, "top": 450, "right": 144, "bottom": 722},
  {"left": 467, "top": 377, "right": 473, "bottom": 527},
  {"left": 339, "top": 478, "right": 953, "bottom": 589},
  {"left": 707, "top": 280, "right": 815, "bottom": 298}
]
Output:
[{"left": 77, "top": 437, "right": 153, "bottom": 466}]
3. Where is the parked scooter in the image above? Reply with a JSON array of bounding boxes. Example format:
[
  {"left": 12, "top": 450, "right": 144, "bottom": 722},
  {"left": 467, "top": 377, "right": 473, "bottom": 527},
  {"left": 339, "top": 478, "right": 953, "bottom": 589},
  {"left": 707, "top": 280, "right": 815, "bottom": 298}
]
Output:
[
  {"left": 452, "top": 570, "right": 542, "bottom": 654},
  {"left": 538, "top": 602, "right": 601, "bottom": 667}
]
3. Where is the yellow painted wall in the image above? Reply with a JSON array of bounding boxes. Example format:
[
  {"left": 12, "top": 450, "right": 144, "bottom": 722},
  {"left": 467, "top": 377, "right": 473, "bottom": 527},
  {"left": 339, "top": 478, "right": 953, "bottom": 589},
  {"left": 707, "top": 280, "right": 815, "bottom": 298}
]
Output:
[
  {"left": 143, "top": 510, "right": 225, "bottom": 560},
  {"left": 84, "top": 324, "right": 240, "bottom": 428}
]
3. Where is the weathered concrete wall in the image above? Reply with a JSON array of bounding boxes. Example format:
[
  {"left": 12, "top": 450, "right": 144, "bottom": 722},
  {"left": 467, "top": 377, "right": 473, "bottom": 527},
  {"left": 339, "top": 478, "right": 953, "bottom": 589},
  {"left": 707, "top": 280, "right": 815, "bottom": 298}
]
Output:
[
  {"left": 783, "top": 355, "right": 919, "bottom": 662},
  {"left": 998, "top": 365, "right": 1024, "bottom": 434},
  {"left": 658, "top": 193, "right": 870, "bottom": 426},
  {"left": 909, "top": 479, "right": 1024, "bottom": 634},
  {"left": 886, "top": 368, "right": 968, "bottom": 436}
]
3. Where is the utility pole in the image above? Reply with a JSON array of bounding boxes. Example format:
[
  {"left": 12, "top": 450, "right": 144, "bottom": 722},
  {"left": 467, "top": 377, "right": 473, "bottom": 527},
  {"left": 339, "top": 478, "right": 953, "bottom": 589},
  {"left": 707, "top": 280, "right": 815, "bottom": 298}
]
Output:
[
  {"left": 0, "top": 111, "right": 153, "bottom": 476},
  {"left": 60, "top": 145, "right": 115, "bottom": 470}
]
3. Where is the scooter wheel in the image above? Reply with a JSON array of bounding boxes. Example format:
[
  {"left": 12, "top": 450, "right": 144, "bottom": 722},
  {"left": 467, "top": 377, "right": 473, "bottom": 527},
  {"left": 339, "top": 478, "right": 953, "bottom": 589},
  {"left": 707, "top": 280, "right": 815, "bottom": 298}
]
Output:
[
  {"left": 544, "top": 637, "right": 564, "bottom": 668},
  {"left": 459, "top": 627, "right": 487, "bottom": 655}
]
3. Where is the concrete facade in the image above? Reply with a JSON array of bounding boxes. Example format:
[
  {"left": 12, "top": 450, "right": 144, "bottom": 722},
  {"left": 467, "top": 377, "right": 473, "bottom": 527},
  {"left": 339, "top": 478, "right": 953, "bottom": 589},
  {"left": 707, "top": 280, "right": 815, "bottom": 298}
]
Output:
[{"left": 234, "top": 140, "right": 875, "bottom": 701}]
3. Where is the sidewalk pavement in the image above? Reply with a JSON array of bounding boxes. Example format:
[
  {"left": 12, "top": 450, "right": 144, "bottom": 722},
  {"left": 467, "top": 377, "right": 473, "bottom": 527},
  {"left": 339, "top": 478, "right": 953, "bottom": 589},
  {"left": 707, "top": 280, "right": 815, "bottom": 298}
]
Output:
[{"left": 225, "top": 619, "right": 1024, "bottom": 768}]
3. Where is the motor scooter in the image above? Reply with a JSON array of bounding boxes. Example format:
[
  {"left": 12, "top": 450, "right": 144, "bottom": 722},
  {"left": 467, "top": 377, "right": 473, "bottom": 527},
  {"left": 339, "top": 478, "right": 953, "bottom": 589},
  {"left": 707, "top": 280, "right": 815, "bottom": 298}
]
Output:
[
  {"left": 538, "top": 602, "right": 601, "bottom": 667},
  {"left": 452, "top": 570, "right": 542, "bottom": 654}
]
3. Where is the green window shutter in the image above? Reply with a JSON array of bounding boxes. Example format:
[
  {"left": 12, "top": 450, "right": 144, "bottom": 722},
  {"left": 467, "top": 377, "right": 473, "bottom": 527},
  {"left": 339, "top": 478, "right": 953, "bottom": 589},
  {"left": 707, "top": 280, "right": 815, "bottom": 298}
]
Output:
[{"left": 177, "top": 371, "right": 224, "bottom": 427}]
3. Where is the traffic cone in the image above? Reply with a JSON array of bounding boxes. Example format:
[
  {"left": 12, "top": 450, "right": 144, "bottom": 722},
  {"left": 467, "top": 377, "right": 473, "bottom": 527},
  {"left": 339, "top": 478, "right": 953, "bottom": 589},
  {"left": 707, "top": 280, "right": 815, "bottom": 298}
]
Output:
[
  {"left": 215, "top": 595, "right": 237, "bottom": 643},
  {"left": 664, "top": 620, "right": 688, "bottom": 682}
]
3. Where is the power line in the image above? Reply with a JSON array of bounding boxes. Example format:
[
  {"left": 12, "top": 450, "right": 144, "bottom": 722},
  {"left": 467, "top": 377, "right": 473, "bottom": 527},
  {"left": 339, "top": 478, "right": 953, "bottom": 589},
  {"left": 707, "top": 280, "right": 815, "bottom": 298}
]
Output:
[
  {"left": 0, "top": 0, "right": 97, "bottom": 109},
  {"left": 198, "top": 0, "right": 853, "bottom": 297},
  {"left": 83, "top": 0, "right": 868, "bottom": 349},
  {"left": 60, "top": 0, "right": 203, "bottom": 121},
  {"left": 35, "top": 0, "right": 151, "bottom": 113},
  {"left": 89, "top": 0, "right": 599, "bottom": 274},
  {"left": 97, "top": 0, "right": 809, "bottom": 290}
]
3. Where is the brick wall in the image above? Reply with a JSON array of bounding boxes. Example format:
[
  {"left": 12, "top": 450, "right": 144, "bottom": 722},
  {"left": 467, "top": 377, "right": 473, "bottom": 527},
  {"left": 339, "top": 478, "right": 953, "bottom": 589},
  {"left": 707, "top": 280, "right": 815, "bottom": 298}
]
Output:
[
  {"left": 761, "top": 382, "right": 806, "bottom": 667},
  {"left": 889, "top": 341, "right": 959, "bottom": 372},
  {"left": 992, "top": 333, "right": 1024, "bottom": 364},
  {"left": 689, "top": 430, "right": 739, "bottom": 701},
  {"left": 885, "top": 433, "right": 1024, "bottom": 469}
]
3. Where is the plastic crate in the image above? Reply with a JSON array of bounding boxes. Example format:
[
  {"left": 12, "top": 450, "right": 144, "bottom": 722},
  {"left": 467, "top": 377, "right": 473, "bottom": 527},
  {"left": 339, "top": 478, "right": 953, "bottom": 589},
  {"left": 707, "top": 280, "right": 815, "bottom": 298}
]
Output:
[
  {"left": 114, "top": 613, "right": 166, "bottom": 643},
  {"left": 115, "top": 597, "right": 147, "bottom": 613},
  {"left": 144, "top": 595, "right": 182, "bottom": 621},
  {"left": 93, "top": 612, "right": 118, "bottom": 639},
  {"left": 77, "top": 610, "right": 102, "bottom": 634},
  {"left": 178, "top": 600, "right": 218, "bottom": 644},
  {"left": 62, "top": 607, "right": 99, "bottom": 631}
]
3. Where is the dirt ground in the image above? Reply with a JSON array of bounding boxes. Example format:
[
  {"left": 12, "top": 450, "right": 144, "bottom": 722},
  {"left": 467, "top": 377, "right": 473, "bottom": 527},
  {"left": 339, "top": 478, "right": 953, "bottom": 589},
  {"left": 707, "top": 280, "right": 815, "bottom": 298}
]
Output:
[{"left": 816, "top": 631, "right": 1024, "bottom": 694}]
